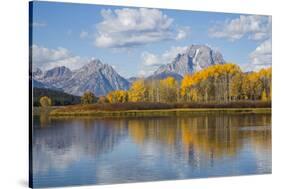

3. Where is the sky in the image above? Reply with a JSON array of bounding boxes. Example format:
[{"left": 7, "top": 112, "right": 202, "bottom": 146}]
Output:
[{"left": 30, "top": 1, "right": 272, "bottom": 78}]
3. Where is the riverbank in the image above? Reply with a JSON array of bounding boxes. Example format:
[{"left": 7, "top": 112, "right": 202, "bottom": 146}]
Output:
[
  {"left": 48, "top": 101, "right": 271, "bottom": 118},
  {"left": 33, "top": 106, "right": 64, "bottom": 116},
  {"left": 50, "top": 108, "right": 271, "bottom": 118}
]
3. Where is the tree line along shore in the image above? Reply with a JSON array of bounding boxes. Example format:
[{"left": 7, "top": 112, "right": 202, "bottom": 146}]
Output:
[{"left": 35, "top": 63, "right": 272, "bottom": 116}]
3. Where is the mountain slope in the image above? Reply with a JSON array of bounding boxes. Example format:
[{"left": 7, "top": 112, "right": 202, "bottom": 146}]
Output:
[
  {"left": 154, "top": 44, "right": 225, "bottom": 77},
  {"left": 146, "top": 70, "right": 183, "bottom": 82},
  {"left": 32, "top": 59, "right": 130, "bottom": 96},
  {"left": 32, "top": 45, "right": 225, "bottom": 96},
  {"left": 32, "top": 79, "right": 63, "bottom": 91},
  {"left": 127, "top": 77, "right": 139, "bottom": 84},
  {"left": 62, "top": 60, "right": 130, "bottom": 96},
  {"left": 37, "top": 66, "right": 73, "bottom": 88}
]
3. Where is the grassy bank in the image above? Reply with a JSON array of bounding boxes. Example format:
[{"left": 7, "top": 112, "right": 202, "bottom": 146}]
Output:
[
  {"left": 33, "top": 106, "right": 65, "bottom": 116},
  {"left": 50, "top": 108, "right": 271, "bottom": 118},
  {"left": 49, "top": 101, "right": 271, "bottom": 117}
]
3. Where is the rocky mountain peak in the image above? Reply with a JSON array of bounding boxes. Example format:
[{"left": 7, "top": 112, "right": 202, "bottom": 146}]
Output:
[
  {"left": 43, "top": 66, "right": 72, "bottom": 79},
  {"left": 83, "top": 59, "right": 103, "bottom": 69},
  {"left": 154, "top": 44, "right": 225, "bottom": 77},
  {"left": 32, "top": 44, "right": 226, "bottom": 96},
  {"left": 33, "top": 59, "right": 129, "bottom": 96},
  {"left": 32, "top": 67, "right": 43, "bottom": 79}
]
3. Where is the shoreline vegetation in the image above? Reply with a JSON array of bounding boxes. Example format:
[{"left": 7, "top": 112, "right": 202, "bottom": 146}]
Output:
[
  {"left": 34, "top": 64, "right": 272, "bottom": 118},
  {"left": 47, "top": 101, "right": 271, "bottom": 118}
]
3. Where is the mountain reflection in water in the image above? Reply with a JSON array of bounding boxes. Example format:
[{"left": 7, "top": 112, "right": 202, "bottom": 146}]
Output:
[{"left": 32, "top": 112, "right": 271, "bottom": 187}]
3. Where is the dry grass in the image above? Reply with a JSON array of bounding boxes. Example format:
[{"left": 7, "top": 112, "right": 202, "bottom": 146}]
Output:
[{"left": 49, "top": 101, "right": 271, "bottom": 117}]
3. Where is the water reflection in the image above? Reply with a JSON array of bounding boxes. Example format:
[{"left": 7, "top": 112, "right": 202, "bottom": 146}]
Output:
[
  {"left": 33, "top": 117, "right": 127, "bottom": 172},
  {"left": 32, "top": 112, "right": 271, "bottom": 187}
]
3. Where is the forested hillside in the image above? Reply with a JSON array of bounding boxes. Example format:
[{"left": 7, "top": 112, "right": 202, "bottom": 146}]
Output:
[{"left": 33, "top": 88, "right": 81, "bottom": 106}]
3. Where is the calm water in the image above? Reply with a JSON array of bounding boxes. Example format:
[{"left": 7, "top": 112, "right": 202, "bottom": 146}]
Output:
[{"left": 32, "top": 112, "right": 271, "bottom": 188}]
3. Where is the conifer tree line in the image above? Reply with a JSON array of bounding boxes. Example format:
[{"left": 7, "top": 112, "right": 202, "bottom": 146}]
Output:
[{"left": 101, "top": 63, "right": 272, "bottom": 104}]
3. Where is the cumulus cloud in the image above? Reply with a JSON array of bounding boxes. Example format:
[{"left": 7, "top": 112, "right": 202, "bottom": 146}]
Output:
[
  {"left": 141, "top": 52, "right": 161, "bottom": 67},
  {"left": 209, "top": 15, "right": 271, "bottom": 41},
  {"left": 249, "top": 39, "right": 272, "bottom": 70},
  {"left": 31, "top": 45, "right": 88, "bottom": 70},
  {"left": 139, "top": 46, "right": 187, "bottom": 76},
  {"left": 162, "top": 46, "right": 188, "bottom": 63},
  {"left": 95, "top": 8, "right": 190, "bottom": 48},
  {"left": 142, "top": 46, "right": 188, "bottom": 67},
  {"left": 176, "top": 27, "right": 191, "bottom": 40},
  {"left": 138, "top": 69, "right": 155, "bottom": 77}
]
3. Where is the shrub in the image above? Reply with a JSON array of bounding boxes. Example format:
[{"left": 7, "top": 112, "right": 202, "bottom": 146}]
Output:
[
  {"left": 81, "top": 91, "right": 96, "bottom": 104},
  {"left": 39, "top": 96, "right": 52, "bottom": 107}
]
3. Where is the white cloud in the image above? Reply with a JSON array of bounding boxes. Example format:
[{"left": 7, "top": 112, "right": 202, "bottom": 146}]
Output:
[
  {"left": 141, "top": 52, "right": 161, "bottom": 67},
  {"left": 176, "top": 27, "right": 190, "bottom": 40},
  {"left": 249, "top": 39, "right": 272, "bottom": 70},
  {"left": 138, "top": 69, "right": 155, "bottom": 77},
  {"left": 162, "top": 46, "right": 188, "bottom": 63},
  {"left": 95, "top": 8, "right": 190, "bottom": 48},
  {"left": 32, "top": 45, "right": 88, "bottom": 70},
  {"left": 139, "top": 52, "right": 162, "bottom": 77},
  {"left": 139, "top": 46, "right": 187, "bottom": 76},
  {"left": 209, "top": 15, "right": 271, "bottom": 41}
]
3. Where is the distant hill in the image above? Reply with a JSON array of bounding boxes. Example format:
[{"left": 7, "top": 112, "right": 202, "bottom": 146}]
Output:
[
  {"left": 32, "top": 79, "right": 63, "bottom": 91},
  {"left": 33, "top": 87, "right": 81, "bottom": 106},
  {"left": 127, "top": 77, "right": 139, "bottom": 84},
  {"left": 146, "top": 70, "right": 183, "bottom": 82}
]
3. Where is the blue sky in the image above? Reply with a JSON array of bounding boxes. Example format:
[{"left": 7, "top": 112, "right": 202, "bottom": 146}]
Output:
[{"left": 31, "top": 1, "right": 272, "bottom": 78}]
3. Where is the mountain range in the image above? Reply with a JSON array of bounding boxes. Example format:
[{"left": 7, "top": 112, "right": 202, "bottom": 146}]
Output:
[
  {"left": 33, "top": 59, "right": 130, "bottom": 96},
  {"left": 32, "top": 44, "right": 225, "bottom": 96}
]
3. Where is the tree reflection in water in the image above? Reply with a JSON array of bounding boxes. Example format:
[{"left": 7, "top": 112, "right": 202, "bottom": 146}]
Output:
[{"left": 32, "top": 112, "right": 271, "bottom": 187}]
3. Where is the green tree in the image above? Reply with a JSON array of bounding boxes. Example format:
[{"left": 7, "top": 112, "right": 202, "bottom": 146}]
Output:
[{"left": 81, "top": 91, "right": 96, "bottom": 104}]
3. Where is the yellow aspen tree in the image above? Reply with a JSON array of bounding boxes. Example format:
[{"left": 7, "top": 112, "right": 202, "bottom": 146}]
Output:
[
  {"left": 128, "top": 80, "right": 147, "bottom": 102},
  {"left": 160, "top": 77, "right": 178, "bottom": 103},
  {"left": 261, "top": 89, "right": 267, "bottom": 101}
]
